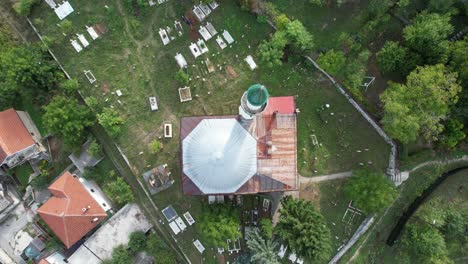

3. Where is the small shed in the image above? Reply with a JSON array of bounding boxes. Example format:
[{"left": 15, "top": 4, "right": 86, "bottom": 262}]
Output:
[
  {"left": 54, "top": 1, "right": 74, "bottom": 20},
  {"left": 175, "top": 53, "right": 187, "bottom": 68}
]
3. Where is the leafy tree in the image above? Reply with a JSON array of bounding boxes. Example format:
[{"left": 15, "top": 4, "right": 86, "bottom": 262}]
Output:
[
  {"left": 128, "top": 231, "right": 146, "bottom": 253},
  {"left": 175, "top": 69, "right": 189, "bottom": 86},
  {"left": 258, "top": 31, "right": 287, "bottom": 68},
  {"left": 85, "top": 96, "right": 101, "bottom": 111},
  {"left": 440, "top": 119, "right": 466, "bottom": 149},
  {"left": 285, "top": 20, "right": 314, "bottom": 52},
  {"left": 448, "top": 38, "right": 468, "bottom": 87},
  {"left": 377, "top": 41, "right": 420, "bottom": 74},
  {"left": 309, "top": 0, "right": 325, "bottom": 7},
  {"left": 104, "top": 177, "right": 134, "bottom": 206},
  {"left": 145, "top": 233, "right": 176, "bottom": 264},
  {"left": 148, "top": 139, "right": 163, "bottom": 154},
  {"left": 259, "top": 218, "right": 273, "bottom": 240},
  {"left": 43, "top": 96, "right": 94, "bottom": 148},
  {"left": 197, "top": 204, "right": 241, "bottom": 247},
  {"left": 344, "top": 170, "right": 398, "bottom": 213},
  {"left": 381, "top": 64, "right": 461, "bottom": 143},
  {"left": 13, "top": 0, "right": 38, "bottom": 16},
  {"left": 59, "top": 78, "right": 80, "bottom": 94},
  {"left": 317, "top": 49, "right": 345, "bottom": 75},
  {"left": 109, "top": 245, "right": 132, "bottom": 264},
  {"left": 403, "top": 12, "right": 453, "bottom": 64},
  {"left": 246, "top": 230, "right": 279, "bottom": 264},
  {"left": 98, "top": 108, "right": 124, "bottom": 138},
  {"left": 273, "top": 14, "right": 290, "bottom": 30},
  {"left": 88, "top": 140, "right": 103, "bottom": 157},
  {"left": 402, "top": 223, "right": 450, "bottom": 263},
  {"left": 275, "top": 196, "right": 331, "bottom": 262}
]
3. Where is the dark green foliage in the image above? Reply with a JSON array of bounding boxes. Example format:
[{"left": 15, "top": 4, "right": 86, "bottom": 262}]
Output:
[
  {"left": 377, "top": 41, "right": 420, "bottom": 75},
  {"left": 103, "top": 177, "right": 135, "bottom": 207},
  {"left": 13, "top": 0, "right": 39, "bottom": 16},
  {"left": 246, "top": 230, "right": 279, "bottom": 264},
  {"left": 443, "top": 210, "right": 467, "bottom": 242},
  {"left": 109, "top": 245, "right": 132, "bottom": 264},
  {"left": 344, "top": 170, "right": 398, "bottom": 213},
  {"left": 175, "top": 69, "right": 189, "bottom": 86},
  {"left": 98, "top": 108, "right": 124, "bottom": 138},
  {"left": 285, "top": 20, "right": 314, "bottom": 52},
  {"left": 317, "top": 49, "right": 346, "bottom": 75},
  {"left": 128, "top": 231, "right": 146, "bottom": 253},
  {"left": 197, "top": 204, "right": 241, "bottom": 247},
  {"left": 403, "top": 12, "right": 453, "bottom": 64},
  {"left": 43, "top": 96, "right": 94, "bottom": 148},
  {"left": 275, "top": 196, "right": 331, "bottom": 262},
  {"left": 88, "top": 141, "right": 103, "bottom": 158},
  {"left": 402, "top": 224, "right": 450, "bottom": 263},
  {"left": 440, "top": 119, "right": 466, "bottom": 149},
  {"left": 259, "top": 218, "right": 273, "bottom": 240},
  {"left": 427, "top": 0, "right": 457, "bottom": 14},
  {"left": 59, "top": 78, "right": 80, "bottom": 94}
]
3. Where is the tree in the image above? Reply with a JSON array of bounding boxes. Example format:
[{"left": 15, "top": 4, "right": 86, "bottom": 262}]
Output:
[
  {"left": 175, "top": 69, "right": 189, "bottom": 86},
  {"left": 275, "top": 196, "right": 331, "bottom": 262},
  {"left": 104, "top": 177, "right": 134, "bottom": 206},
  {"left": 258, "top": 31, "right": 287, "bottom": 68},
  {"left": 415, "top": 198, "right": 447, "bottom": 228},
  {"left": 43, "top": 96, "right": 94, "bottom": 148},
  {"left": 197, "top": 204, "right": 241, "bottom": 247},
  {"left": 377, "top": 41, "right": 420, "bottom": 74},
  {"left": 285, "top": 20, "right": 314, "bottom": 52},
  {"left": 427, "top": 0, "right": 456, "bottom": 14},
  {"left": 440, "top": 119, "right": 466, "bottom": 149},
  {"left": 381, "top": 64, "right": 461, "bottom": 143},
  {"left": 98, "top": 108, "right": 124, "bottom": 138},
  {"left": 309, "top": 0, "right": 325, "bottom": 7},
  {"left": 109, "top": 245, "right": 132, "bottom": 264},
  {"left": 448, "top": 38, "right": 468, "bottom": 87},
  {"left": 246, "top": 230, "right": 279, "bottom": 264},
  {"left": 88, "top": 140, "right": 103, "bottom": 157},
  {"left": 128, "top": 231, "right": 146, "bottom": 253},
  {"left": 402, "top": 223, "right": 450, "bottom": 263},
  {"left": 59, "top": 19, "right": 73, "bottom": 35},
  {"left": 259, "top": 218, "right": 273, "bottom": 240},
  {"left": 344, "top": 170, "right": 398, "bottom": 213},
  {"left": 13, "top": 0, "right": 38, "bottom": 16},
  {"left": 273, "top": 14, "right": 290, "bottom": 30},
  {"left": 59, "top": 78, "right": 80, "bottom": 94},
  {"left": 148, "top": 139, "right": 163, "bottom": 154},
  {"left": 443, "top": 210, "right": 467, "bottom": 242},
  {"left": 317, "top": 49, "right": 346, "bottom": 75},
  {"left": 403, "top": 12, "right": 453, "bottom": 64}
]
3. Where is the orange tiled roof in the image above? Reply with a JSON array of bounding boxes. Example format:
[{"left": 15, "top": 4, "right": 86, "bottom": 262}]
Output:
[
  {"left": 0, "top": 108, "right": 35, "bottom": 163},
  {"left": 37, "top": 259, "right": 49, "bottom": 264},
  {"left": 37, "top": 172, "right": 107, "bottom": 248}
]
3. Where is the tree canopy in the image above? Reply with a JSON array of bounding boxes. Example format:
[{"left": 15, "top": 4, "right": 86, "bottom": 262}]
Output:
[
  {"left": 377, "top": 41, "right": 420, "bottom": 75},
  {"left": 197, "top": 204, "right": 241, "bottom": 247},
  {"left": 128, "top": 231, "right": 146, "bottom": 253},
  {"left": 43, "top": 96, "right": 94, "bottom": 148},
  {"left": 403, "top": 12, "right": 453, "bottom": 64},
  {"left": 344, "top": 170, "right": 398, "bottom": 213},
  {"left": 381, "top": 64, "right": 461, "bottom": 143},
  {"left": 98, "top": 108, "right": 124, "bottom": 138},
  {"left": 317, "top": 49, "right": 346, "bottom": 75},
  {"left": 103, "top": 177, "right": 135, "bottom": 207},
  {"left": 402, "top": 223, "right": 450, "bottom": 263},
  {"left": 246, "top": 229, "right": 279, "bottom": 264},
  {"left": 275, "top": 196, "right": 331, "bottom": 262}
]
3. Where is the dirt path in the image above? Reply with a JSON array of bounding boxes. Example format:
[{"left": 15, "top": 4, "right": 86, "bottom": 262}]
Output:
[
  {"left": 299, "top": 171, "right": 353, "bottom": 183},
  {"left": 406, "top": 155, "right": 468, "bottom": 173}
]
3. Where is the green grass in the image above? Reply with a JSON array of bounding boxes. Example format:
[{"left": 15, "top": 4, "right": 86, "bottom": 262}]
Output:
[
  {"left": 13, "top": 163, "right": 33, "bottom": 186},
  {"left": 300, "top": 179, "right": 365, "bottom": 254},
  {"left": 30, "top": 0, "right": 392, "bottom": 262}
]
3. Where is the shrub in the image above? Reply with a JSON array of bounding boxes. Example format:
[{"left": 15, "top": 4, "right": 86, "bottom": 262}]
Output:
[
  {"left": 13, "top": 0, "right": 38, "bottom": 16},
  {"left": 148, "top": 139, "right": 163, "bottom": 154},
  {"left": 317, "top": 49, "right": 346, "bottom": 75}
]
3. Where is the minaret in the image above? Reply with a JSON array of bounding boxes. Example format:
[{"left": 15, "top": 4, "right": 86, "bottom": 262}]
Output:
[{"left": 239, "top": 84, "right": 269, "bottom": 122}]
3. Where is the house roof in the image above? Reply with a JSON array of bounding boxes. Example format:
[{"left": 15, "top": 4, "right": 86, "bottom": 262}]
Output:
[
  {"left": 0, "top": 108, "right": 35, "bottom": 163},
  {"left": 180, "top": 97, "right": 298, "bottom": 195},
  {"left": 37, "top": 172, "right": 107, "bottom": 248}
]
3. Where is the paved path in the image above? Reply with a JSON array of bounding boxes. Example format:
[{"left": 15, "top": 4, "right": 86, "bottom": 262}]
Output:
[{"left": 299, "top": 171, "right": 353, "bottom": 184}]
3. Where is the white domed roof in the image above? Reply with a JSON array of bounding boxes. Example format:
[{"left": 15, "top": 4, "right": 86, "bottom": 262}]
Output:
[{"left": 182, "top": 118, "right": 257, "bottom": 194}]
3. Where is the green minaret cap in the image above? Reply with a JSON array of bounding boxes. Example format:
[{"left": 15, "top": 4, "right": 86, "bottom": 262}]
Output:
[{"left": 246, "top": 84, "right": 269, "bottom": 106}]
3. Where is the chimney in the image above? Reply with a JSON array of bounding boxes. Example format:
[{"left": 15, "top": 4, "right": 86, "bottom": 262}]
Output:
[{"left": 91, "top": 217, "right": 99, "bottom": 223}]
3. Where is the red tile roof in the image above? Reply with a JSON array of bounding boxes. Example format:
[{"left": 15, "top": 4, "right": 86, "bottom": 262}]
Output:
[
  {"left": 37, "top": 259, "right": 49, "bottom": 264},
  {"left": 0, "top": 108, "right": 35, "bottom": 163},
  {"left": 263, "top": 96, "right": 296, "bottom": 115},
  {"left": 37, "top": 172, "right": 107, "bottom": 248}
]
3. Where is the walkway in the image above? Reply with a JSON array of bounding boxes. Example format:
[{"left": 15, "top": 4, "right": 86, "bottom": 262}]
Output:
[{"left": 299, "top": 171, "right": 353, "bottom": 183}]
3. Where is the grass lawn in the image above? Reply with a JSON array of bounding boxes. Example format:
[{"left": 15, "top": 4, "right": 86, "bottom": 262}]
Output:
[
  {"left": 30, "top": 0, "right": 390, "bottom": 262},
  {"left": 300, "top": 179, "right": 365, "bottom": 254},
  {"left": 12, "top": 163, "right": 33, "bottom": 186}
]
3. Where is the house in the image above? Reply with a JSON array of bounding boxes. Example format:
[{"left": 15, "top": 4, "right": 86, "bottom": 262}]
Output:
[
  {"left": 67, "top": 203, "right": 152, "bottom": 264},
  {"left": 0, "top": 108, "right": 47, "bottom": 170},
  {"left": 37, "top": 171, "right": 108, "bottom": 249},
  {"left": 180, "top": 85, "right": 298, "bottom": 195}
]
